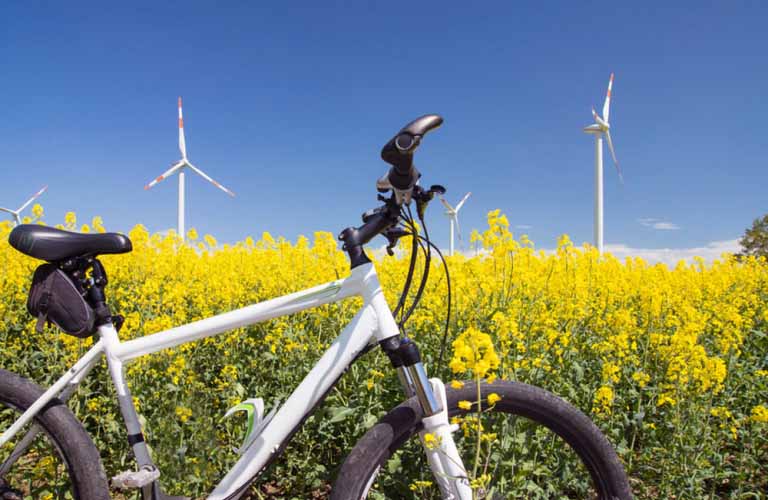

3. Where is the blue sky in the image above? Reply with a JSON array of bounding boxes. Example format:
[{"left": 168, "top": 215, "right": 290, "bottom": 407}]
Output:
[{"left": 1, "top": 2, "right": 766, "bottom": 258}]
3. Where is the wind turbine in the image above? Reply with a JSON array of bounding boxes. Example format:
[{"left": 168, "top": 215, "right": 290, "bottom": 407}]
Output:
[
  {"left": 439, "top": 192, "right": 471, "bottom": 256},
  {"left": 584, "top": 73, "right": 623, "bottom": 254},
  {"left": 144, "top": 97, "right": 235, "bottom": 240},
  {"left": 0, "top": 185, "right": 48, "bottom": 226}
]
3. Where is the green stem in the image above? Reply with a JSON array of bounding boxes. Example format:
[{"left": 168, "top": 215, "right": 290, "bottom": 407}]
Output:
[{"left": 471, "top": 375, "right": 483, "bottom": 486}]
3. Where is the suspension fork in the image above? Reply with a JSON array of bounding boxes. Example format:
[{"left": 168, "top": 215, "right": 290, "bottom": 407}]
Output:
[{"left": 380, "top": 337, "right": 472, "bottom": 500}]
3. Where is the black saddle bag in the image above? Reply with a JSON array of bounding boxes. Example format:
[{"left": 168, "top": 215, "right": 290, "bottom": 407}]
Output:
[{"left": 27, "top": 264, "right": 96, "bottom": 338}]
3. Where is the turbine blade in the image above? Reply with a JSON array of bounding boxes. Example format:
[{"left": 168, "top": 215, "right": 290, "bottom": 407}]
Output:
[
  {"left": 602, "top": 73, "right": 614, "bottom": 122},
  {"left": 144, "top": 161, "right": 184, "bottom": 190},
  {"left": 438, "top": 196, "right": 454, "bottom": 212},
  {"left": 178, "top": 97, "right": 187, "bottom": 159},
  {"left": 455, "top": 192, "right": 472, "bottom": 212},
  {"left": 187, "top": 163, "right": 236, "bottom": 197},
  {"left": 16, "top": 185, "right": 48, "bottom": 213},
  {"left": 0, "top": 207, "right": 14, "bottom": 214},
  {"left": 604, "top": 130, "right": 624, "bottom": 184}
]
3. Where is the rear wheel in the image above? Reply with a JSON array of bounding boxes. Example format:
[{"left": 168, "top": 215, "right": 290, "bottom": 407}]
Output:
[
  {"left": 0, "top": 368, "right": 109, "bottom": 499},
  {"left": 332, "top": 380, "right": 632, "bottom": 499}
]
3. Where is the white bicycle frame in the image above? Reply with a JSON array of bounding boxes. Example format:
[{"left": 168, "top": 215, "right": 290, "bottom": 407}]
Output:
[{"left": 0, "top": 262, "right": 472, "bottom": 500}]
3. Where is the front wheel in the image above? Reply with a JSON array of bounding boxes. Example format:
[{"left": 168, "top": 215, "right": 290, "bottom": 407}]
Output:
[
  {"left": 0, "top": 368, "right": 110, "bottom": 499},
  {"left": 332, "top": 380, "right": 632, "bottom": 499}
]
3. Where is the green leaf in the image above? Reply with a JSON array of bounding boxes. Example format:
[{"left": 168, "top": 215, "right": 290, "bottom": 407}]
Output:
[
  {"left": 387, "top": 453, "right": 402, "bottom": 474},
  {"left": 327, "top": 406, "right": 355, "bottom": 423},
  {"left": 572, "top": 362, "right": 584, "bottom": 382},
  {"left": 363, "top": 413, "right": 378, "bottom": 428}
]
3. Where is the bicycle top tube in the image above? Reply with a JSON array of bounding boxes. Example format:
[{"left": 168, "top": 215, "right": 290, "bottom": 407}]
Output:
[{"left": 112, "top": 262, "right": 398, "bottom": 363}]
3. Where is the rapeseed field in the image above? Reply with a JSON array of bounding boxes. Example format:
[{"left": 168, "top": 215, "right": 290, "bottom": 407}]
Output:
[{"left": 0, "top": 207, "right": 766, "bottom": 499}]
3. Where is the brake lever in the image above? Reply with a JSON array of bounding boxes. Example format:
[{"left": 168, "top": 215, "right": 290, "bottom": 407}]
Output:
[
  {"left": 383, "top": 227, "right": 409, "bottom": 256},
  {"left": 414, "top": 184, "right": 446, "bottom": 220}
]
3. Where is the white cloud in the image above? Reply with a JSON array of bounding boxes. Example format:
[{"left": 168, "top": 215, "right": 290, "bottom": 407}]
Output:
[
  {"left": 603, "top": 239, "right": 740, "bottom": 267},
  {"left": 638, "top": 218, "right": 680, "bottom": 230},
  {"left": 652, "top": 222, "right": 680, "bottom": 230}
]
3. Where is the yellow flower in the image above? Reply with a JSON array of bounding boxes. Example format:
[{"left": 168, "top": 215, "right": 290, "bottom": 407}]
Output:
[
  {"left": 458, "top": 400, "right": 472, "bottom": 410},
  {"left": 450, "top": 327, "right": 499, "bottom": 378},
  {"left": 175, "top": 406, "right": 192, "bottom": 423},
  {"left": 450, "top": 380, "right": 464, "bottom": 389},
  {"left": 710, "top": 406, "right": 732, "bottom": 419},
  {"left": 657, "top": 394, "right": 676, "bottom": 408},
  {"left": 632, "top": 371, "right": 650, "bottom": 388},
  {"left": 187, "top": 228, "right": 199, "bottom": 241},
  {"left": 409, "top": 480, "right": 433, "bottom": 492},
  {"left": 32, "top": 203, "right": 43, "bottom": 218},
  {"left": 751, "top": 405, "right": 768, "bottom": 423},
  {"left": 487, "top": 393, "right": 501, "bottom": 405},
  {"left": 470, "top": 473, "right": 491, "bottom": 490},
  {"left": 422, "top": 432, "right": 439, "bottom": 449},
  {"left": 593, "top": 386, "right": 614, "bottom": 414},
  {"left": 91, "top": 216, "right": 105, "bottom": 233},
  {"left": 204, "top": 234, "right": 217, "bottom": 248},
  {"left": 602, "top": 362, "right": 620, "bottom": 383},
  {"left": 64, "top": 211, "right": 76, "bottom": 228},
  {"left": 481, "top": 432, "right": 498, "bottom": 442}
]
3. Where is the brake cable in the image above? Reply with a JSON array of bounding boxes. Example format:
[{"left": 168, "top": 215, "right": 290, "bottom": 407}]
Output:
[
  {"left": 414, "top": 235, "right": 452, "bottom": 371},
  {"left": 391, "top": 208, "right": 419, "bottom": 323},
  {"left": 399, "top": 205, "right": 432, "bottom": 327},
  {"left": 388, "top": 196, "right": 453, "bottom": 373},
  {"left": 397, "top": 234, "right": 452, "bottom": 371}
]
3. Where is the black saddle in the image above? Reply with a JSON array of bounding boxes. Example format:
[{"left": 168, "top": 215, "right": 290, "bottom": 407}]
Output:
[{"left": 9, "top": 225, "right": 132, "bottom": 262}]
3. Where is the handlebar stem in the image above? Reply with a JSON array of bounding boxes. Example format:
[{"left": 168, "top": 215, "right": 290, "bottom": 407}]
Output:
[{"left": 338, "top": 195, "right": 401, "bottom": 269}]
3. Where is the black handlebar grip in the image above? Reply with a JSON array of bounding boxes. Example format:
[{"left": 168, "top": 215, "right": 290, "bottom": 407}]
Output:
[
  {"left": 380, "top": 115, "right": 443, "bottom": 191},
  {"left": 394, "top": 133, "right": 418, "bottom": 153}
]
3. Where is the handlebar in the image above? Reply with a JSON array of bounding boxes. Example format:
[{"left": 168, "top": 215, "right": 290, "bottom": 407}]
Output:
[
  {"left": 338, "top": 115, "right": 446, "bottom": 269},
  {"left": 338, "top": 184, "right": 446, "bottom": 269},
  {"left": 379, "top": 115, "right": 444, "bottom": 198}
]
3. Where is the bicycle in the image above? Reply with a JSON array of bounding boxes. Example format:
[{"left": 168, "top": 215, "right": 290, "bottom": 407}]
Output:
[{"left": 0, "top": 115, "right": 632, "bottom": 499}]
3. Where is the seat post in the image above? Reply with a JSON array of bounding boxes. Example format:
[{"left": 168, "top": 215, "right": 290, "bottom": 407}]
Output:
[{"left": 87, "top": 258, "right": 114, "bottom": 326}]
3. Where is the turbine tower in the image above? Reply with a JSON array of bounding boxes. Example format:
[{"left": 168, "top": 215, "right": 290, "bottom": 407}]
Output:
[
  {"left": 144, "top": 97, "right": 235, "bottom": 240},
  {"left": 439, "top": 192, "right": 471, "bottom": 256},
  {"left": 584, "top": 73, "right": 623, "bottom": 254},
  {"left": 0, "top": 185, "right": 48, "bottom": 226}
]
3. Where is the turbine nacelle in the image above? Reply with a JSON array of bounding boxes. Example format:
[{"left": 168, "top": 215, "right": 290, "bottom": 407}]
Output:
[{"left": 583, "top": 123, "right": 602, "bottom": 133}]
